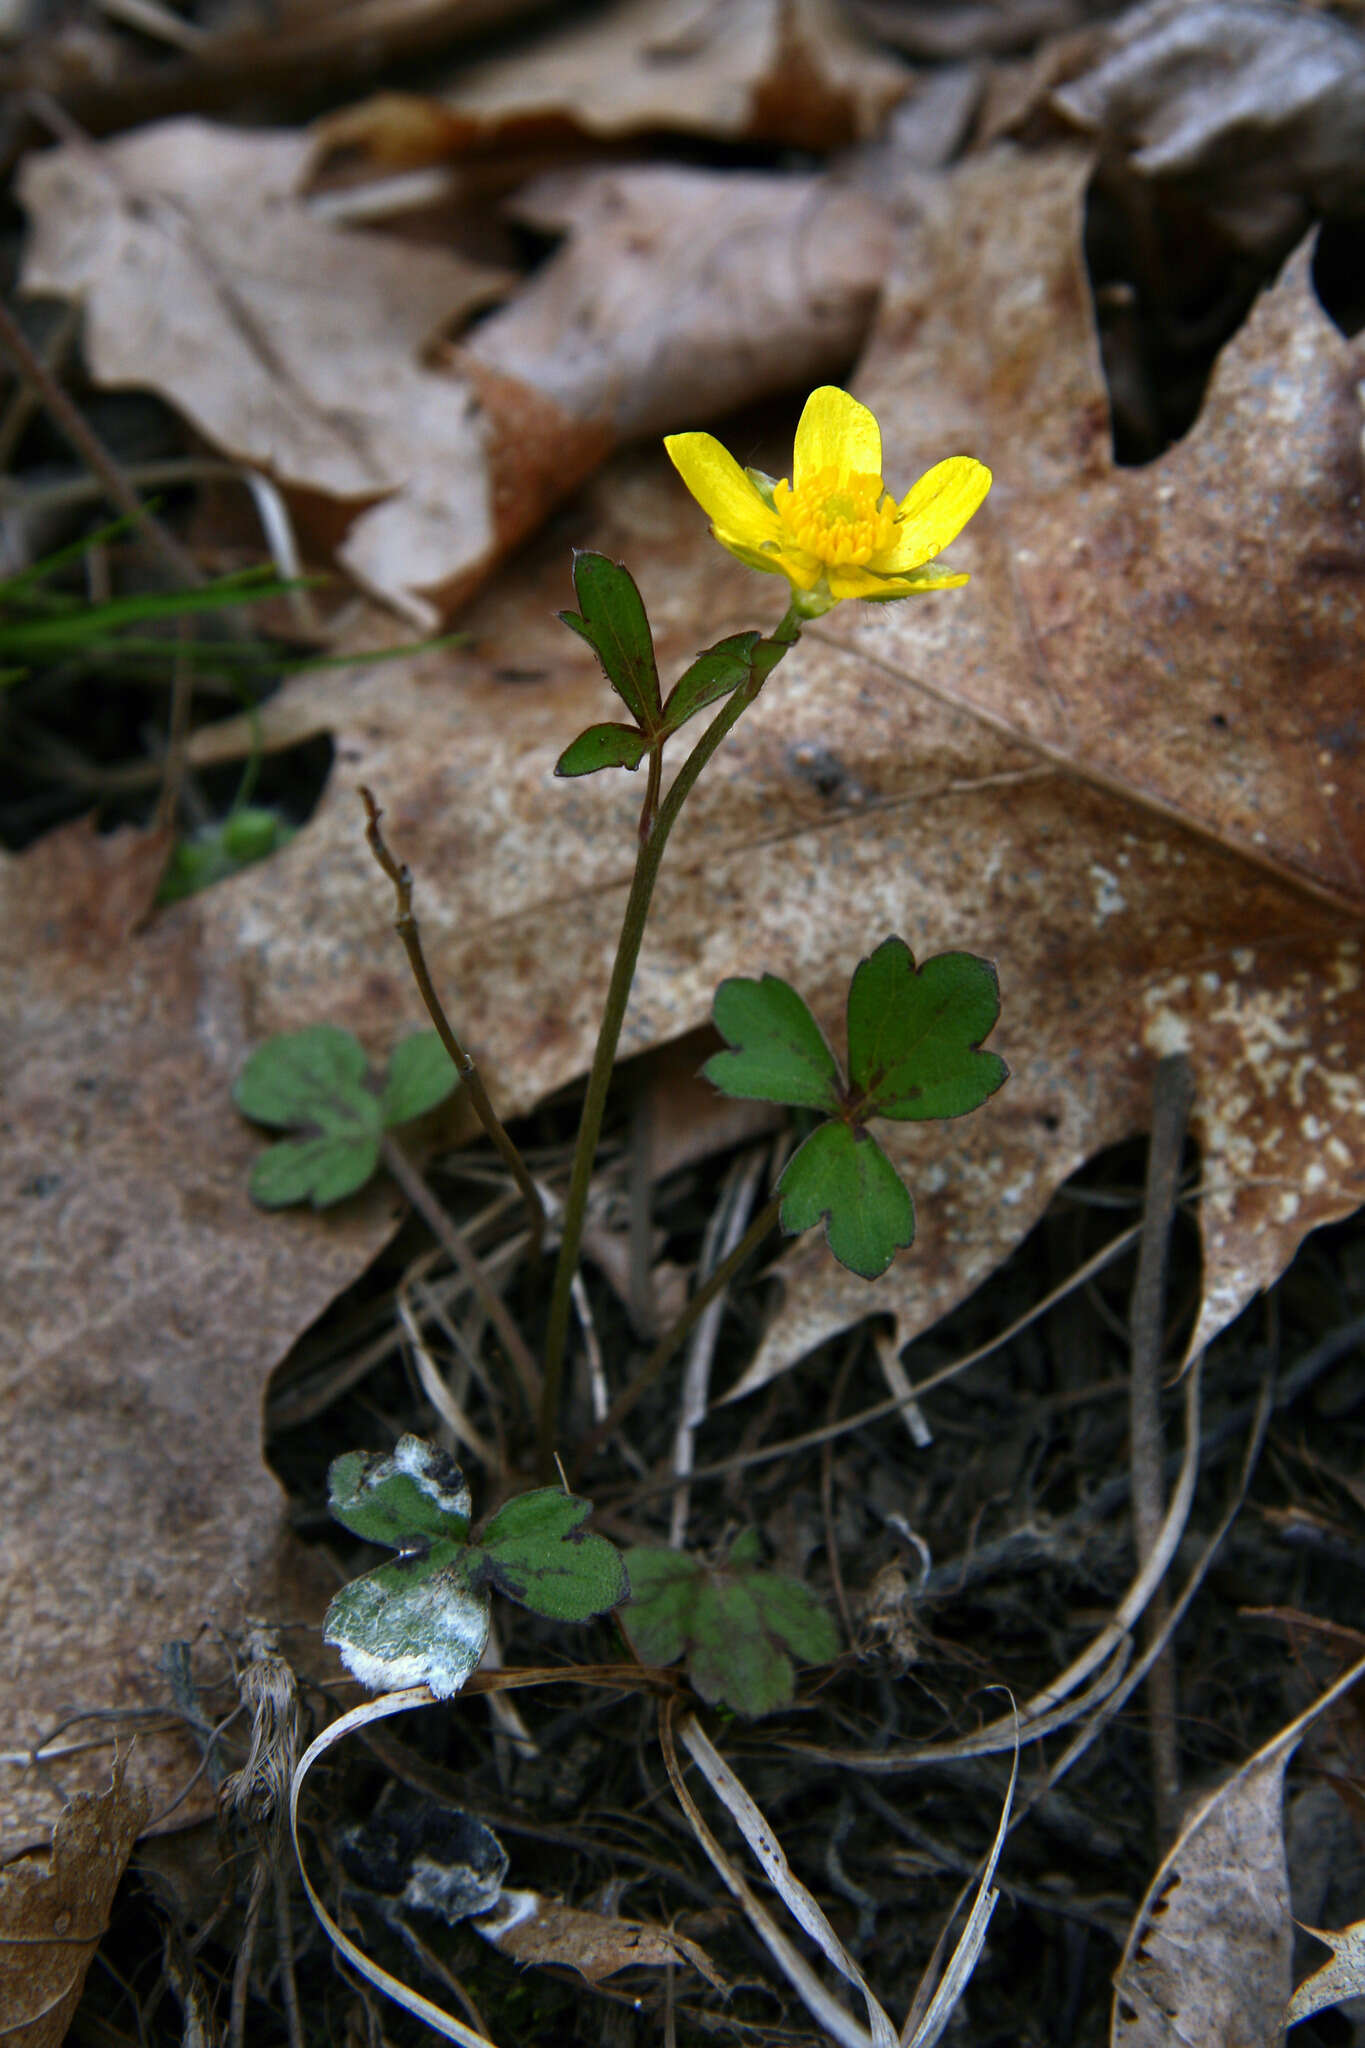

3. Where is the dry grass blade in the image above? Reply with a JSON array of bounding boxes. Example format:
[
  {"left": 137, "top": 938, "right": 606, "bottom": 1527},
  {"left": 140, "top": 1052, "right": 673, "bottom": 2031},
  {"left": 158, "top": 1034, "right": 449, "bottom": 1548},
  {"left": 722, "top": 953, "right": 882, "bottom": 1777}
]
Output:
[
  {"left": 289, "top": 1686, "right": 498, "bottom": 2048},
  {"left": 677, "top": 1714, "right": 898, "bottom": 2047},
  {"left": 659, "top": 1706, "right": 880, "bottom": 2048},
  {"left": 901, "top": 1712, "right": 1017, "bottom": 2048}
]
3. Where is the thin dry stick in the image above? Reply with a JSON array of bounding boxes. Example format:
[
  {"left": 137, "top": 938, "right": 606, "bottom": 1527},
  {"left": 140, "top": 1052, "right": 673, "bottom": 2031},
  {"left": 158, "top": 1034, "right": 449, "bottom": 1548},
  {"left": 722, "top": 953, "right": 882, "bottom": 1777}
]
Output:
[
  {"left": 668, "top": 1147, "right": 768, "bottom": 1545},
  {"left": 380, "top": 1136, "right": 541, "bottom": 1416},
  {"left": 360, "top": 787, "right": 545, "bottom": 1270},
  {"left": 0, "top": 293, "right": 204, "bottom": 592},
  {"left": 1129, "top": 1052, "right": 1194, "bottom": 1846}
]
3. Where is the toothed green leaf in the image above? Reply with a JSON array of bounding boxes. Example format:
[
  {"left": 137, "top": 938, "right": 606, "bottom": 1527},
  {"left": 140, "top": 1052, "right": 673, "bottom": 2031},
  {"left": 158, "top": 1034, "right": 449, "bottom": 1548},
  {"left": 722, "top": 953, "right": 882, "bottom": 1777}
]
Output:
[
  {"left": 847, "top": 937, "right": 1008, "bottom": 1120},
  {"left": 474, "top": 1489, "right": 628, "bottom": 1621},
  {"left": 778, "top": 1120, "right": 914, "bottom": 1280},
  {"left": 233, "top": 1023, "right": 372, "bottom": 1128},
  {"left": 324, "top": 1543, "right": 489, "bottom": 1699},
  {"left": 703, "top": 973, "right": 843, "bottom": 1112},
  {"left": 247, "top": 1132, "right": 380, "bottom": 1208},
  {"left": 327, "top": 1437, "right": 472, "bottom": 1547},
  {"left": 622, "top": 1536, "right": 838, "bottom": 1719}
]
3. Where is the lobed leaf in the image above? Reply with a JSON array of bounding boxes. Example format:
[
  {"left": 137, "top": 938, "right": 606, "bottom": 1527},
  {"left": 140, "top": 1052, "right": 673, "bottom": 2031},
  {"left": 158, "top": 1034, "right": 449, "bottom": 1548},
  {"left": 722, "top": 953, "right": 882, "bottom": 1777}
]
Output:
[
  {"left": 703, "top": 973, "right": 843, "bottom": 1112},
  {"left": 247, "top": 1132, "right": 380, "bottom": 1209},
  {"left": 554, "top": 722, "right": 651, "bottom": 777},
  {"left": 328, "top": 1436, "right": 472, "bottom": 1547},
  {"left": 233, "top": 1022, "right": 374, "bottom": 1129},
  {"left": 621, "top": 1536, "right": 839, "bottom": 1718},
  {"left": 559, "top": 552, "right": 661, "bottom": 729},
  {"left": 778, "top": 1120, "right": 915, "bottom": 1280},
  {"left": 323, "top": 1544, "right": 489, "bottom": 1699},
  {"left": 475, "top": 1488, "right": 628, "bottom": 1621},
  {"left": 381, "top": 1032, "right": 460, "bottom": 1127},
  {"left": 847, "top": 938, "right": 1008, "bottom": 1121}
]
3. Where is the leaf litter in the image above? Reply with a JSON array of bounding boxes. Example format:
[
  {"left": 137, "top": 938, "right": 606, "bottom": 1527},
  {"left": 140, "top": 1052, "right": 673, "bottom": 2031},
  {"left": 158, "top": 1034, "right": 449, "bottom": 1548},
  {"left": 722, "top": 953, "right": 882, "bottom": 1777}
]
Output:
[{"left": 5, "top": 1, "right": 1365, "bottom": 2041}]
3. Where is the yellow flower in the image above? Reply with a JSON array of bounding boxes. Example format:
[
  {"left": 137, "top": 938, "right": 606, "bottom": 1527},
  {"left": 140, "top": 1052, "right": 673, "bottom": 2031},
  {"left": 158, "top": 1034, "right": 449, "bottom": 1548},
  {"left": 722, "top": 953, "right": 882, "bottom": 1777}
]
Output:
[{"left": 664, "top": 385, "right": 991, "bottom": 617}]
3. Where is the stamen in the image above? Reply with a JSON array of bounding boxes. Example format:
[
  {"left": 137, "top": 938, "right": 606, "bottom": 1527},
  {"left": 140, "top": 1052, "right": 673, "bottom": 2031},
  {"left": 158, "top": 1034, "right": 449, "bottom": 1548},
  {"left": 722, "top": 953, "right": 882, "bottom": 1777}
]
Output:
[{"left": 773, "top": 466, "right": 898, "bottom": 568}]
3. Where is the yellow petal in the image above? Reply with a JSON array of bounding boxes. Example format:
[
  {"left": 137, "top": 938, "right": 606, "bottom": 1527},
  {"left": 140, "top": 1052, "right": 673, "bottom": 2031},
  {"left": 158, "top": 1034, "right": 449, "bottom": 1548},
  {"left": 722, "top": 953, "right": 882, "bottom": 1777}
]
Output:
[
  {"left": 664, "top": 433, "right": 783, "bottom": 551},
  {"left": 792, "top": 386, "right": 882, "bottom": 490},
  {"left": 827, "top": 562, "right": 971, "bottom": 601},
  {"left": 881, "top": 457, "right": 992, "bottom": 571}
]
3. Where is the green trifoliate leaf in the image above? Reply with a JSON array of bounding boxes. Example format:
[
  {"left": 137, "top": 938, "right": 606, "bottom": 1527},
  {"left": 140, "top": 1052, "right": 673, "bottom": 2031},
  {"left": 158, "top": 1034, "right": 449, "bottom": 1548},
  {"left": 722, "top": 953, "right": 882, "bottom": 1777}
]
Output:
[
  {"left": 234, "top": 1025, "right": 384, "bottom": 1208},
  {"left": 559, "top": 552, "right": 661, "bottom": 729},
  {"left": 247, "top": 1133, "right": 380, "bottom": 1209},
  {"left": 661, "top": 631, "right": 761, "bottom": 733},
  {"left": 622, "top": 1537, "right": 839, "bottom": 1719},
  {"left": 324, "top": 1541, "right": 489, "bottom": 1699},
  {"left": 381, "top": 1031, "right": 459, "bottom": 1127},
  {"left": 703, "top": 973, "right": 843, "bottom": 1113},
  {"left": 233, "top": 1023, "right": 371, "bottom": 1127},
  {"left": 328, "top": 1436, "right": 472, "bottom": 1546},
  {"left": 554, "top": 722, "right": 651, "bottom": 777},
  {"left": 778, "top": 1120, "right": 914, "bottom": 1280},
  {"left": 847, "top": 937, "right": 1008, "bottom": 1121},
  {"left": 473, "top": 1489, "right": 628, "bottom": 1622}
]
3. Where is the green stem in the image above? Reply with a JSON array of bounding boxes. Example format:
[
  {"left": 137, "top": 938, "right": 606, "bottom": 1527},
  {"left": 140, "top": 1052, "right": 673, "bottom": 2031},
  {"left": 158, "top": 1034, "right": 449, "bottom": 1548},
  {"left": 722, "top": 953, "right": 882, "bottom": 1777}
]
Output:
[
  {"left": 569, "top": 1189, "right": 783, "bottom": 1484},
  {"left": 539, "top": 604, "right": 803, "bottom": 1473}
]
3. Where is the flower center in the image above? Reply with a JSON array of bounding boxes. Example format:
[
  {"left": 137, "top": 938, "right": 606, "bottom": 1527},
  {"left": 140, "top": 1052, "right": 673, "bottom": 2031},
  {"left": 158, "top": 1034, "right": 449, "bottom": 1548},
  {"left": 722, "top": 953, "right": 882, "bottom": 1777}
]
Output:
[{"left": 773, "top": 466, "right": 898, "bottom": 567}]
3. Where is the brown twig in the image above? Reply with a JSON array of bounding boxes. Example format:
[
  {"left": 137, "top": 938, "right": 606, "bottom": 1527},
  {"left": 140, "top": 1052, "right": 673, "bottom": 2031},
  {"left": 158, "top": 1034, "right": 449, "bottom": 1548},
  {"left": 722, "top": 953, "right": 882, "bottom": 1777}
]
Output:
[
  {"left": 1128, "top": 1052, "right": 1195, "bottom": 1846},
  {"left": 360, "top": 787, "right": 545, "bottom": 1271},
  {"left": 379, "top": 1134, "right": 542, "bottom": 1419}
]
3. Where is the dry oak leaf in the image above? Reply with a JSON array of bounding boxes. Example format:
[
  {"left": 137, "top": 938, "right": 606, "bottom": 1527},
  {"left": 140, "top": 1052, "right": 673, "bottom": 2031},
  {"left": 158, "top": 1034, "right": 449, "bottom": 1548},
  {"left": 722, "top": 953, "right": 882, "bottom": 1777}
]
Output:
[
  {"left": 729, "top": 140, "right": 1365, "bottom": 1393},
  {"left": 1286, "top": 1917, "right": 1365, "bottom": 2027},
  {"left": 458, "top": 164, "right": 896, "bottom": 441},
  {"left": 13, "top": 117, "right": 561, "bottom": 628},
  {"left": 1054, "top": 0, "right": 1365, "bottom": 246},
  {"left": 1111, "top": 1743, "right": 1294, "bottom": 2048},
  {"left": 310, "top": 0, "right": 910, "bottom": 164},
  {"left": 0, "top": 1756, "right": 146, "bottom": 2048},
  {"left": 0, "top": 818, "right": 398, "bottom": 1846},
  {"left": 19, "top": 130, "right": 891, "bottom": 624}
]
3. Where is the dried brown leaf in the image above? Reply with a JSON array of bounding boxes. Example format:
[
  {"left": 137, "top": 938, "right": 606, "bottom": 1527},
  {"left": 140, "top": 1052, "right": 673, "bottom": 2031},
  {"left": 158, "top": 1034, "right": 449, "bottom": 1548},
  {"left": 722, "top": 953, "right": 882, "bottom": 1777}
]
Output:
[
  {"left": 17, "top": 119, "right": 515, "bottom": 626},
  {"left": 311, "top": 0, "right": 910, "bottom": 161},
  {"left": 0, "top": 818, "right": 398, "bottom": 1842},
  {"left": 0, "top": 1756, "right": 147, "bottom": 2047},
  {"left": 478, "top": 1888, "right": 726, "bottom": 1988},
  {"left": 738, "top": 141, "right": 1365, "bottom": 1389},
  {"left": 1286, "top": 1917, "right": 1365, "bottom": 2027},
  {"left": 19, "top": 134, "right": 890, "bottom": 622},
  {"left": 459, "top": 165, "right": 894, "bottom": 441},
  {"left": 1111, "top": 1746, "right": 1293, "bottom": 2047},
  {"left": 1054, "top": 0, "right": 1365, "bottom": 243}
]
